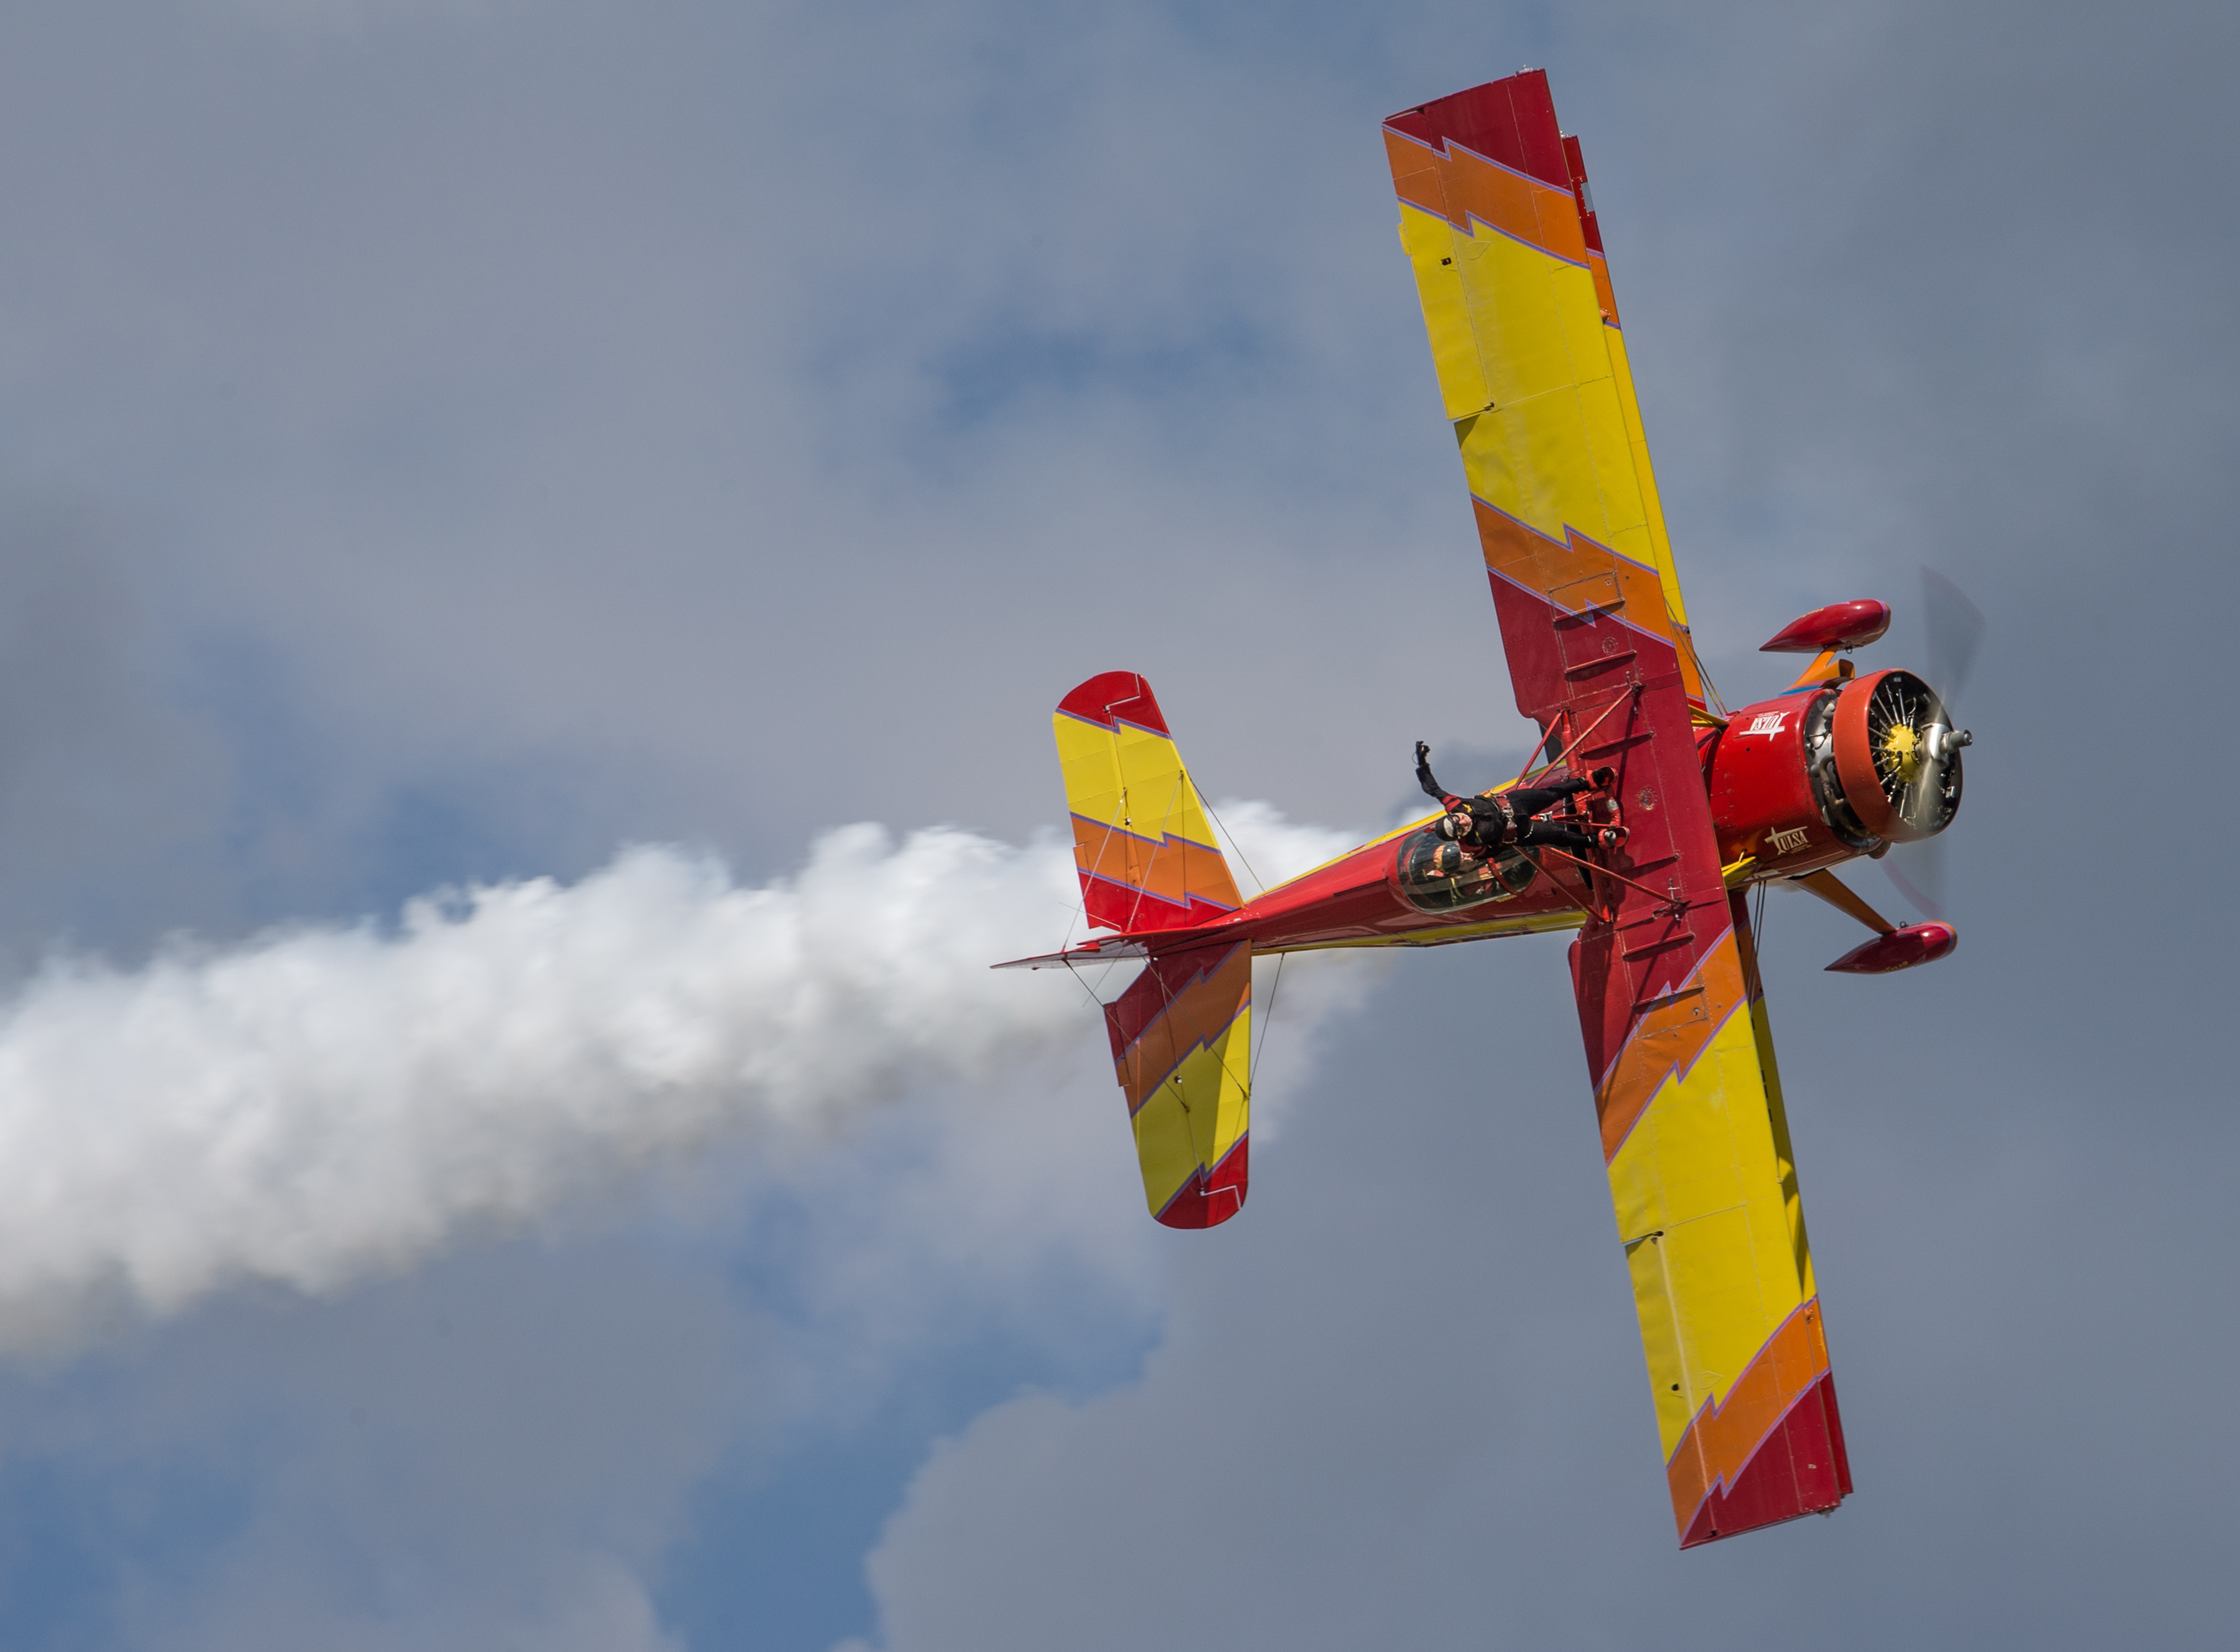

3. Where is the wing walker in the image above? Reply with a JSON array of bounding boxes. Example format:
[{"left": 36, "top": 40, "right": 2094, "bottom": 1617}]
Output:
[{"left": 998, "top": 71, "right": 1972, "bottom": 1549}]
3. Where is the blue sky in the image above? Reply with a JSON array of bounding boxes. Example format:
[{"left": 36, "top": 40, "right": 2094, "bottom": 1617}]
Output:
[{"left": 0, "top": 1, "right": 2233, "bottom": 1647}]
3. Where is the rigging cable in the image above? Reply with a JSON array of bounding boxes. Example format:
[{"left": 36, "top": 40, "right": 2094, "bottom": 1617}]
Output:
[
  {"left": 1199, "top": 789, "right": 1266, "bottom": 897},
  {"left": 1249, "top": 951, "right": 1287, "bottom": 1091}
]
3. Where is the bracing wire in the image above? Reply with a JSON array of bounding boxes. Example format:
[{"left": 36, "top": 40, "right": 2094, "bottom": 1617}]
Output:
[
  {"left": 1198, "top": 788, "right": 1266, "bottom": 898},
  {"left": 1249, "top": 951, "right": 1287, "bottom": 1090},
  {"left": 1058, "top": 954, "right": 1120, "bottom": 1017},
  {"left": 1689, "top": 633, "right": 1731, "bottom": 718},
  {"left": 1747, "top": 876, "right": 1770, "bottom": 1002}
]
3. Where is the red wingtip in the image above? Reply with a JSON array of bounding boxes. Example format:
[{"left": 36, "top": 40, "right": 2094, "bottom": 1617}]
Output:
[
  {"left": 1383, "top": 70, "right": 1570, "bottom": 190},
  {"left": 1056, "top": 671, "right": 1170, "bottom": 735},
  {"left": 1678, "top": 1373, "right": 1853, "bottom": 1547},
  {"left": 1154, "top": 1137, "right": 1249, "bottom": 1229}
]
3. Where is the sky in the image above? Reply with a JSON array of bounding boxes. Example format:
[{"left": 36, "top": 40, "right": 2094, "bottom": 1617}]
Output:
[{"left": 0, "top": 0, "right": 2233, "bottom": 1646}]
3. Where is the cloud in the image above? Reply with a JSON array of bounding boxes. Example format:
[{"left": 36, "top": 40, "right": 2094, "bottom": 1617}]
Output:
[
  {"left": 0, "top": 1234, "right": 763, "bottom": 1652},
  {"left": 0, "top": 791, "right": 1359, "bottom": 1650},
  {"left": 858, "top": 901, "right": 2240, "bottom": 1652},
  {"left": 856, "top": 943, "right": 1633, "bottom": 1652}
]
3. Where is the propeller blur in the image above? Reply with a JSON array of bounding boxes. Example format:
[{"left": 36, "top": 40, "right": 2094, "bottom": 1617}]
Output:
[{"left": 1884, "top": 566, "right": 1984, "bottom": 919}]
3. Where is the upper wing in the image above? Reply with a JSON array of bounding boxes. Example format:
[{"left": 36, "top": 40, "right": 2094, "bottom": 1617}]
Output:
[
  {"left": 1386, "top": 73, "right": 1850, "bottom": 1546},
  {"left": 1383, "top": 70, "right": 1704, "bottom": 717}
]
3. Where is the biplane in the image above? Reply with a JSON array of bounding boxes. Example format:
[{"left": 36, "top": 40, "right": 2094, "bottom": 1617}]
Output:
[{"left": 997, "top": 70, "right": 1971, "bottom": 1548}]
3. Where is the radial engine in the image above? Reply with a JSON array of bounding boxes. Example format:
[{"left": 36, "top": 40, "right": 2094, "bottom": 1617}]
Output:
[{"left": 1705, "top": 600, "right": 1972, "bottom": 881}]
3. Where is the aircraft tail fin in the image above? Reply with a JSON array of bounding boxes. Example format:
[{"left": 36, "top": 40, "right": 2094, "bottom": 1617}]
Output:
[
  {"left": 1105, "top": 940, "right": 1251, "bottom": 1228},
  {"left": 1053, "top": 672, "right": 1243, "bottom": 932}
]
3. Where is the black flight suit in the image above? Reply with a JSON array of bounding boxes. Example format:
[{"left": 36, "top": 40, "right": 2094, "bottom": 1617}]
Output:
[{"left": 1415, "top": 742, "right": 1602, "bottom": 859}]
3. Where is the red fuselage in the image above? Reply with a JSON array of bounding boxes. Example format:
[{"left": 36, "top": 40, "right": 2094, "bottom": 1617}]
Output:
[{"left": 1144, "top": 669, "right": 1952, "bottom": 959}]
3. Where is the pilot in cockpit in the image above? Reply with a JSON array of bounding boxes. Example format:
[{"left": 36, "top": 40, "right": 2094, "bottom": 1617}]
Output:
[{"left": 1414, "top": 741, "right": 1626, "bottom": 859}]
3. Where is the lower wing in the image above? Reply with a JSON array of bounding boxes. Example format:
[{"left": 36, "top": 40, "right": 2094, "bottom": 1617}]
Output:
[{"left": 1577, "top": 887, "right": 1852, "bottom": 1545}]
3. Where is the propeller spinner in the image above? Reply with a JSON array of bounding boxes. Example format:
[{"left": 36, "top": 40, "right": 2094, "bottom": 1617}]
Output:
[{"left": 1882, "top": 568, "right": 1985, "bottom": 918}]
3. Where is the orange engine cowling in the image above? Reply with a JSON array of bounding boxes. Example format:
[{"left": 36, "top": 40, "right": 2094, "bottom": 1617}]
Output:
[{"left": 1706, "top": 670, "right": 1967, "bottom": 876}]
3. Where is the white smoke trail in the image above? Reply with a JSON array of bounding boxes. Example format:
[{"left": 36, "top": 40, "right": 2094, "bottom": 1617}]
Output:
[{"left": 0, "top": 805, "right": 1352, "bottom": 1351}]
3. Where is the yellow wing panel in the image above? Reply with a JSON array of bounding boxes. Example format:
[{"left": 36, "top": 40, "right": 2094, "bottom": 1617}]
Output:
[
  {"left": 1388, "top": 106, "right": 1704, "bottom": 701},
  {"left": 1611, "top": 996, "right": 1809, "bottom": 1455},
  {"left": 1585, "top": 900, "right": 1850, "bottom": 1545}
]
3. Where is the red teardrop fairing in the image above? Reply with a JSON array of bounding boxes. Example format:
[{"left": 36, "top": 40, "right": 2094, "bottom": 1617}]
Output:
[
  {"left": 1759, "top": 600, "right": 1892, "bottom": 655},
  {"left": 1825, "top": 923, "right": 1958, "bottom": 974}
]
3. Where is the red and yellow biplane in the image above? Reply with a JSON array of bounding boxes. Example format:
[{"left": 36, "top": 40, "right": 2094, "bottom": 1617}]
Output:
[{"left": 999, "top": 71, "right": 1971, "bottom": 1549}]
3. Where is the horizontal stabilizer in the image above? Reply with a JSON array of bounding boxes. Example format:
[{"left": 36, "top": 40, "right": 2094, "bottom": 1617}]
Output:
[
  {"left": 990, "top": 928, "right": 1202, "bottom": 971},
  {"left": 1104, "top": 940, "right": 1251, "bottom": 1228}
]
